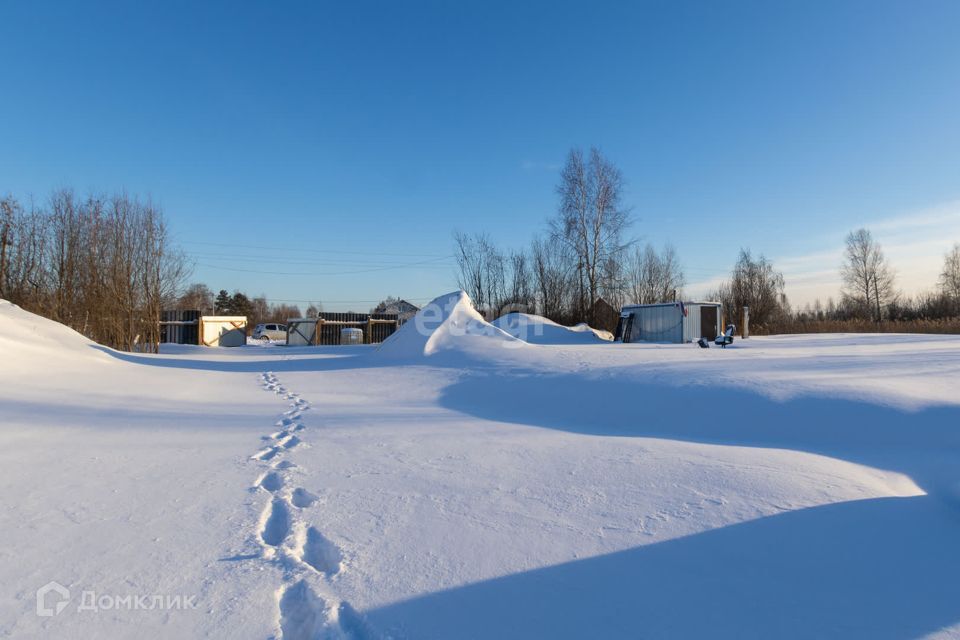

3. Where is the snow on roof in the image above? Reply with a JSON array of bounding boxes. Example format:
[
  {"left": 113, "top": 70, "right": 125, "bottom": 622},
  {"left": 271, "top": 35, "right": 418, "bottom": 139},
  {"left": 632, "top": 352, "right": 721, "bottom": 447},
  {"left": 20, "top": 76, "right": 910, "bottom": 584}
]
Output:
[{"left": 621, "top": 301, "right": 722, "bottom": 310}]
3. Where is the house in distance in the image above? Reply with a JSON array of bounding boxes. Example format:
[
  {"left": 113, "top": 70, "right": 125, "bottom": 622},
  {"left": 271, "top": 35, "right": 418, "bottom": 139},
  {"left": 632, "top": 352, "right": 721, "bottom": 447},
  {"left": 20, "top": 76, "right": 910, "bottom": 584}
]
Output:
[{"left": 373, "top": 298, "right": 420, "bottom": 323}]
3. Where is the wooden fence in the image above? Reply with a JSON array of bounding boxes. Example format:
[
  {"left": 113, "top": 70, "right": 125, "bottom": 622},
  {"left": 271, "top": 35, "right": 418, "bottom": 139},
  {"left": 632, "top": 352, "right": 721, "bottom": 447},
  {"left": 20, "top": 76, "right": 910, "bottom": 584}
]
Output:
[
  {"left": 160, "top": 309, "right": 200, "bottom": 344},
  {"left": 287, "top": 312, "right": 401, "bottom": 345}
]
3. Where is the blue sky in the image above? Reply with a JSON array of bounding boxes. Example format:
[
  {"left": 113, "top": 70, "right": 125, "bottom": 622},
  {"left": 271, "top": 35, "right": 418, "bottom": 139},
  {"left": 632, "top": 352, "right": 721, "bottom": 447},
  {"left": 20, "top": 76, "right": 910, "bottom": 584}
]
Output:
[{"left": 2, "top": 0, "right": 959, "bottom": 311}]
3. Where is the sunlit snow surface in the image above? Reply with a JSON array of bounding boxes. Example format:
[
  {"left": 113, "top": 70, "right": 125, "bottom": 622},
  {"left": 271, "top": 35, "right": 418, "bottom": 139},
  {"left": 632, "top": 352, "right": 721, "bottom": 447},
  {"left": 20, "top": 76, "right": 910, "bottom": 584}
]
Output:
[{"left": 2, "top": 294, "right": 959, "bottom": 639}]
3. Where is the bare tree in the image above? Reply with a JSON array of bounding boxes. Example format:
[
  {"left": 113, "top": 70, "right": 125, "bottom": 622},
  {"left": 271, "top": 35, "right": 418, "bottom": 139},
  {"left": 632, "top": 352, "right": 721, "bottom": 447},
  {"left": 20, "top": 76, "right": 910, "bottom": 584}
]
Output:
[
  {"left": 179, "top": 283, "right": 215, "bottom": 314},
  {"left": 251, "top": 295, "right": 271, "bottom": 327},
  {"left": 503, "top": 250, "right": 534, "bottom": 313},
  {"left": 551, "top": 148, "right": 632, "bottom": 321},
  {"left": 0, "top": 196, "right": 12, "bottom": 299},
  {"left": 709, "top": 249, "right": 785, "bottom": 328},
  {"left": 841, "top": 228, "right": 896, "bottom": 322},
  {"left": 0, "top": 195, "right": 48, "bottom": 306},
  {"left": 452, "top": 231, "right": 509, "bottom": 317},
  {"left": 627, "top": 243, "right": 685, "bottom": 304},
  {"left": 269, "top": 303, "right": 302, "bottom": 323},
  {"left": 454, "top": 231, "right": 488, "bottom": 311},
  {"left": 940, "top": 243, "right": 960, "bottom": 312},
  {"left": 0, "top": 190, "right": 188, "bottom": 352},
  {"left": 531, "top": 234, "right": 574, "bottom": 322}
]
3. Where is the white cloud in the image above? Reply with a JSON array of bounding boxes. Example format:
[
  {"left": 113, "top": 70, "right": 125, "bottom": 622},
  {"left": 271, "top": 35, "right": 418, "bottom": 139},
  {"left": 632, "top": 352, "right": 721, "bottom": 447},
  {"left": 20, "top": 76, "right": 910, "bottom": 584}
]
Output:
[
  {"left": 663, "top": 200, "right": 958, "bottom": 308},
  {"left": 778, "top": 200, "right": 960, "bottom": 308}
]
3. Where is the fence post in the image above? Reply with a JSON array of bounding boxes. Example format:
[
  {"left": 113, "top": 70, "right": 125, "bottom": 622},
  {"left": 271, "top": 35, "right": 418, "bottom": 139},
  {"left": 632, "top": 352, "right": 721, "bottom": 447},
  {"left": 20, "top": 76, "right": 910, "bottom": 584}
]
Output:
[{"left": 742, "top": 306, "right": 749, "bottom": 338}]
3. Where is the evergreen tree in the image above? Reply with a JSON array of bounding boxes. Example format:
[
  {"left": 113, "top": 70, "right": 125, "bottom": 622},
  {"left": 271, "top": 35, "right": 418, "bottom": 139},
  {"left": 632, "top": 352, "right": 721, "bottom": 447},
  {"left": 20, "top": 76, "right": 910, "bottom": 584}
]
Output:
[{"left": 214, "top": 289, "right": 232, "bottom": 314}]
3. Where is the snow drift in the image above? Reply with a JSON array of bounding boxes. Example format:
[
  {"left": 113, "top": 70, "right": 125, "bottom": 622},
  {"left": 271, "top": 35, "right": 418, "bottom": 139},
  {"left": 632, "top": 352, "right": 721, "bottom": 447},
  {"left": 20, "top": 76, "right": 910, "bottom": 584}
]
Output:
[
  {"left": 377, "top": 291, "right": 520, "bottom": 358},
  {"left": 0, "top": 299, "right": 109, "bottom": 372},
  {"left": 493, "top": 312, "right": 613, "bottom": 345}
]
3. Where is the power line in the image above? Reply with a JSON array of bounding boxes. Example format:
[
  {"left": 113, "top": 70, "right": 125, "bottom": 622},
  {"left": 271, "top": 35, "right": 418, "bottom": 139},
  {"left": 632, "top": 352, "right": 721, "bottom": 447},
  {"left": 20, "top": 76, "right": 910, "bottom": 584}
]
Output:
[
  {"left": 195, "top": 255, "right": 454, "bottom": 276},
  {"left": 186, "top": 251, "right": 455, "bottom": 268},
  {"left": 180, "top": 239, "right": 449, "bottom": 258},
  {"left": 255, "top": 296, "right": 436, "bottom": 304}
]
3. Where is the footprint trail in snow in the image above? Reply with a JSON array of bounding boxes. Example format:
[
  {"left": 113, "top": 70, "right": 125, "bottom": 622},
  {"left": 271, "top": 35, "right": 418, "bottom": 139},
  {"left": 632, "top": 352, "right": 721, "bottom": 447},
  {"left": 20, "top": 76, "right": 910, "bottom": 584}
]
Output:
[{"left": 250, "top": 371, "right": 373, "bottom": 639}]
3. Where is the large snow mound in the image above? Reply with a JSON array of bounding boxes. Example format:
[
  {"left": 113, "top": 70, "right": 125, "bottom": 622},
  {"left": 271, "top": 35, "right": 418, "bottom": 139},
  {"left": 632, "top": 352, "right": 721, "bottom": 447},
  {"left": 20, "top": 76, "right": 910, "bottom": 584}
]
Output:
[
  {"left": 378, "top": 291, "right": 521, "bottom": 358},
  {"left": 0, "top": 299, "right": 107, "bottom": 369},
  {"left": 493, "top": 312, "right": 613, "bottom": 345}
]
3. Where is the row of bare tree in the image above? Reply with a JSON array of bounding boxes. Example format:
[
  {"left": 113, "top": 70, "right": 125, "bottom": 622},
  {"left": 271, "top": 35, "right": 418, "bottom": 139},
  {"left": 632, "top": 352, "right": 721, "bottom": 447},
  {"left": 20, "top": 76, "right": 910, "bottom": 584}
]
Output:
[
  {"left": 837, "top": 230, "right": 960, "bottom": 323},
  {"left": 731, "top": 231, "right": 960, "bottom": 332},
  {"left": 665, "top": 232, "right": 960, "bottom": 333},
  {"left": 0, "top": 190, "right": 188, "bottom": 351},
  {"left": 454, "top": 147, "right": 960, "bottom": 334},
  {"left": 455, "top": 148, "right": 686, "bottom": 327}
]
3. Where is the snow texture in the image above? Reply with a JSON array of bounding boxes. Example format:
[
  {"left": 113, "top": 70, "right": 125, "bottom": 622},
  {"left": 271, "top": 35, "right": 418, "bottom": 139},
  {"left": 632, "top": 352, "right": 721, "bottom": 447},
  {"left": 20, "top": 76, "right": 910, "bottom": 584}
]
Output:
[
  {"left": 2, "top": 294, "right": 960, "bottom": 639},
  {"left": 493, "top": 311, "right": 613, "bottom": 344}
]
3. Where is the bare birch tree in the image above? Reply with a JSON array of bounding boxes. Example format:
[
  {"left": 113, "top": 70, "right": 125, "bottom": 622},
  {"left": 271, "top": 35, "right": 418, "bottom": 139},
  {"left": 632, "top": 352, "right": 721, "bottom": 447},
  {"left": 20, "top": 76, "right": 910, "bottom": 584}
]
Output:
[
  {"left": 841, "top": 228, "right": 896, "bottom": 322},
  {"left": 551, "top": 148, "right": 632, "bottom": 321},
  {"left": 940, "top": 243, "right": 960, "bottom": 312}
]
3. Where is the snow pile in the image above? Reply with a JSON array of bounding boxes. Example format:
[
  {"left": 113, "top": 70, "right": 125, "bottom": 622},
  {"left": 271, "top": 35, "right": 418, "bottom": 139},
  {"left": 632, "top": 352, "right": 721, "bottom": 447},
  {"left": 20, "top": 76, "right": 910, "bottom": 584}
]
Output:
[
  {"left": 0, "top": 299, "right": 108, "bottom": 370},
  {"left": 378, "top": 290, "right": 520, "bottom": 358},
  {"left": 493, "top": 312, "right": 613, "bottom": 345}
]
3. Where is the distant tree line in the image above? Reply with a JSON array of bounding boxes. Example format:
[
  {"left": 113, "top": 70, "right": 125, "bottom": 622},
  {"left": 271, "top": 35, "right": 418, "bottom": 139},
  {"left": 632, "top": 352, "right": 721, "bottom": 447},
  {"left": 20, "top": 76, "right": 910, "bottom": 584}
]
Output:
[
  {"left": 732, "top": 231, "right": 960, "bottom": 334},
  {"left": 454, "top": 148, "right": 959, "bottom": 336},
  {"left": 0, "top": 190, "right": 188, "bottom": 351},
  {"left": 174, "top": 283, "right": 310, "bottom": 327},
  {"left": 782, "top": 240, "right": 960, "bottom": 334},
  {"left": 454, "top": 147, "right": 686, "bottom": 329}
]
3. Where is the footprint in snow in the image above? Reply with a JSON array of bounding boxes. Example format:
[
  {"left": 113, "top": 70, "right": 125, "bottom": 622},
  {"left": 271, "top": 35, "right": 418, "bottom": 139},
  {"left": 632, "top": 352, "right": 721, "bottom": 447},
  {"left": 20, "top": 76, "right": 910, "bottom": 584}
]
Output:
[
  {"left": 291, "top": 488, "right": 318, "bottom": 508},
  {"left": 259, "top": 472, "right": 284, "bottom": 492},
  {"left": 299, "top": 526, "right": 343, "bottom": 576},
  {"left": 278, "top": 435, "right": 302, "bottom": 450},
  {"left": 278, "top": 580, "right": 327, "bottom": 640},
  {"left": 252, "top": 446, "right": 281, "bottom": 462},
  {"left": 260, "top": 498, "right": 291, "bottom": 547}
]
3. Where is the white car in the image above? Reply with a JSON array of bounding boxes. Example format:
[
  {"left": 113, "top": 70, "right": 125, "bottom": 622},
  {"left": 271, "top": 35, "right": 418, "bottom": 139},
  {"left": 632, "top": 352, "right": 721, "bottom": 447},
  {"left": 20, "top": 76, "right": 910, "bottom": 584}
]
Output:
[{"left": 252, "top": 323, "right": 287, "bottom": 342}]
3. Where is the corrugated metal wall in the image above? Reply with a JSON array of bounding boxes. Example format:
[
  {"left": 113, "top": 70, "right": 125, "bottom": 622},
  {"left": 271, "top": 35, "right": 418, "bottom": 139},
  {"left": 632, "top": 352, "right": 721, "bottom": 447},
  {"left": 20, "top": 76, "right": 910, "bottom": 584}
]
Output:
[
  {"left": 622, "top": 302, "right": 722, "bottom": 343},
  {"left": 683, "top": 305, "right": 701, "bottom": 342},
  {"left": 627, "top": 304, "right": 683, "bottom": 343}
]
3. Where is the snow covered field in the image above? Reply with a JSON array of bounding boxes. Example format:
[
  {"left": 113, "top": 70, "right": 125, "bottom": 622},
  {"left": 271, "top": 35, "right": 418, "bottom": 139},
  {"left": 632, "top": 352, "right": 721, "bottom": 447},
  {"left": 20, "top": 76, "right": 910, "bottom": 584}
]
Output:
[{"left": 2, "top": 293, "right": 959, "bottom": 639}]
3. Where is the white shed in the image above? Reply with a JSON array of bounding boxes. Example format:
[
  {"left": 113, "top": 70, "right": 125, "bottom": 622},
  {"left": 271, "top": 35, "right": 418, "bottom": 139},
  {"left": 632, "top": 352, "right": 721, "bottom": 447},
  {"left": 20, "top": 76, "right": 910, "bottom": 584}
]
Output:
[
  {"left": 199, "top": 316, "right": 247, "bottom": 347},
  {"left": 617, "top": 302, "right": 723, "bottom": 344}
]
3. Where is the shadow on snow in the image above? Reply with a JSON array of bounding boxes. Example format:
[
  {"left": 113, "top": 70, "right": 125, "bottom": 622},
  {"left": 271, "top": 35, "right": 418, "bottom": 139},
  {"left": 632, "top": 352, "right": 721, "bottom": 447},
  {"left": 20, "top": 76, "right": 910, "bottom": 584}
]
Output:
[
  {"left": 367, "top": 494, "right": 960, "bottom": 639},
  {"left": 92, "top": 343, "right": 960, "bottom": 637}
]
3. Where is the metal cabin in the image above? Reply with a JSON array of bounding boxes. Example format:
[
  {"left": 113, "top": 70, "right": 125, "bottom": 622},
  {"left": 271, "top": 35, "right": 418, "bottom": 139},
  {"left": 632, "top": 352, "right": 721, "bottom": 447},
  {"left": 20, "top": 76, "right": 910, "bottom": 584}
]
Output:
[{"left": 616, "top": 301, "right": 723, "bottom": 344}]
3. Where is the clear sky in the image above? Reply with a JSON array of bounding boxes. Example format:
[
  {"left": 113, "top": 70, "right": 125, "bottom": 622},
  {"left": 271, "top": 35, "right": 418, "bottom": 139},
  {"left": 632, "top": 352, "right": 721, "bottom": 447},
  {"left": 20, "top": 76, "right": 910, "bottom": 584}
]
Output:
[{"left": 2, "top": 0, "right": 959, "bottom": 311}]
